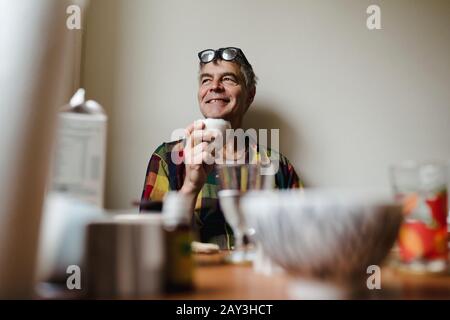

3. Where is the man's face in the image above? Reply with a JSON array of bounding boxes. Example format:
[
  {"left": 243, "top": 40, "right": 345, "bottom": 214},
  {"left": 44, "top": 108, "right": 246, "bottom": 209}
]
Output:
[{"left": 198, "top": 60, "right": 252, "bottom": 126}]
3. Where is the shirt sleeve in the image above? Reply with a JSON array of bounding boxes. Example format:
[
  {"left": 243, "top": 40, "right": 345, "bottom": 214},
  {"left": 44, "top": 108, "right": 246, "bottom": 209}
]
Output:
[
  {"left": 140, "top": 145, "right": 171, "bottom": 209},
  {"left": 276, "top": 154, "right": 302, "bottom": 189}
]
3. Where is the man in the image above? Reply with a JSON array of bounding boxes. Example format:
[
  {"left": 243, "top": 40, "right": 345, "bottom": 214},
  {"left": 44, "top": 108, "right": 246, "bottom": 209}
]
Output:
[{"left": 140, "top": 47, "right": 301, "bottom": 249}]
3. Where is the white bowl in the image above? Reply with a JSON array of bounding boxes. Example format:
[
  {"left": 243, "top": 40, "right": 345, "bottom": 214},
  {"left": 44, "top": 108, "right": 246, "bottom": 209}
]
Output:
[{"left": 240, "top": 189, "right": 403, "bottom": 282}]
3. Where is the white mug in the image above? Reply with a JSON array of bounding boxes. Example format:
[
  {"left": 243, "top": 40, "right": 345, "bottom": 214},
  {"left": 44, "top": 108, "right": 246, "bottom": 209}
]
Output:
[
  {"left": 201, "top": 118, "right": 231, "bottom": 147},
  {"left": 202, "top": 118, "right": 231, "bottom": 136}
]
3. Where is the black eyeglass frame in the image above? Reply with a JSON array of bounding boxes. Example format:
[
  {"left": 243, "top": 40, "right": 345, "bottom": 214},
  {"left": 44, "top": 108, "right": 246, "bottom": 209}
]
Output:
[{"left": 198, "top": 47, "right": 252, "bottom": 68}]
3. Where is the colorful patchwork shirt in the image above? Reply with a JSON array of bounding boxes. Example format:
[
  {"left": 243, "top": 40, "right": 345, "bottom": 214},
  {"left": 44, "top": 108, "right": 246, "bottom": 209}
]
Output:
[{"left": 140, "top": 140, "right": 302, "bottom": 249}]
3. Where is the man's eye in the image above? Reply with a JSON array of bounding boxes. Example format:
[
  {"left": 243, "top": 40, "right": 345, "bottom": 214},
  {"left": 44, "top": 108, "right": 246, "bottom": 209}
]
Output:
[
  {"left": 201, "top": 78, "right": 211, "bottom": 84},
  {"left": 223, "top": 77, "right": 237, "bottom": 83}
]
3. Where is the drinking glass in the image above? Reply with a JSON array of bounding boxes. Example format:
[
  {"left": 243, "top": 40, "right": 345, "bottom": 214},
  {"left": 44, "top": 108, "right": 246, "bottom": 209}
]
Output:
[
  {"left": 216, "top": 163, "right": 272, "bottom": 263},
  {"left": 390, "top": 161, "right": 448, "bottom": 273}
]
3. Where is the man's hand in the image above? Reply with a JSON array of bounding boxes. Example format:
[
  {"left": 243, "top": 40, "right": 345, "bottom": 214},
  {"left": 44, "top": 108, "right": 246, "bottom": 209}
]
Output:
[{"left": 180, "top": 120, "right": 216, "bottom": 196}]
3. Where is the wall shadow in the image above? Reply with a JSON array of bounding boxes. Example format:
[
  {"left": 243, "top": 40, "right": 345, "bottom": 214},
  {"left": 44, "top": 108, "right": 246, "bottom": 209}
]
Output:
[{"left": 242, "top": 103, "right": 311, "bottom": 187}]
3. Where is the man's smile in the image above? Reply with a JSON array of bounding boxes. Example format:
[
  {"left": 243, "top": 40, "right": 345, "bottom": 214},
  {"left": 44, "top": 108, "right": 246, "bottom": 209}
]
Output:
[{"left": 206, "top": 97, "right": 230, "bottom": 104}]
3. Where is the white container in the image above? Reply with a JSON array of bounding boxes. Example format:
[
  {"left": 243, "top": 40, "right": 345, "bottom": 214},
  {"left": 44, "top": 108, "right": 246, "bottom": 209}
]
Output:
[
  {"left": 36, "top": 192, "right": 106, "bottom": 283},
  {"left": 51, "top": 89, "right": 107, "bottom": 207}
]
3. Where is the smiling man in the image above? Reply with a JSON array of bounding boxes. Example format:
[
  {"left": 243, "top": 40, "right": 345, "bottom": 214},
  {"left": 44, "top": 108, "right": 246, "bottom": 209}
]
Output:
[
  {"left": 197, "top": 50, "right": 255, "bottom": 128},
  {"left": 140, "top": 47, "right": 301, "bottom": 249}
]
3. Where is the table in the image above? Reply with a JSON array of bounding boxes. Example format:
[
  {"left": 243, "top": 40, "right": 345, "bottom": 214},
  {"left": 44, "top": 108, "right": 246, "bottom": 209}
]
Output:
[
  {"left": 158, "top": 252, "right": 450, "bottom": 300},
  {"left": 37, "top": 251, "right": 450, "bottom": 300}
]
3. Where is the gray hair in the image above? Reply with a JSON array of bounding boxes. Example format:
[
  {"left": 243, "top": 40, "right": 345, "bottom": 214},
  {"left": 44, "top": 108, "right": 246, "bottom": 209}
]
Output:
[
  {"left": 199, "top": 59, "right": 258, "bottom": 91},
  {"left": 239, "top": 62, "right": 258, "bottom": 91}
]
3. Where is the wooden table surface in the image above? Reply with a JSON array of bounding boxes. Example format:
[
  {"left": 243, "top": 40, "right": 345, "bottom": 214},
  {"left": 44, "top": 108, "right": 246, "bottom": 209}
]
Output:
[
  {"left": 158, "top": 252, "right": 450, "bottom": 300},
  {"left": 37, "top": 249, "right": 450, "bottom": 300},
  {"left": 161, "top": 256, "right": 292, "bottom": 300}
]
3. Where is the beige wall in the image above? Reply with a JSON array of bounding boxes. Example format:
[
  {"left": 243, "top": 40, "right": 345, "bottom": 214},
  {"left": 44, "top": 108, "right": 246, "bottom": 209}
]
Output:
[{"left": 82, "top": 0, "right": 450, "bottom": 209}]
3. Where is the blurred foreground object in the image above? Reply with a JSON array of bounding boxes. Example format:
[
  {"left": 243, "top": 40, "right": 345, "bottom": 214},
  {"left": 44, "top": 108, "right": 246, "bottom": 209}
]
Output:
[
  {"left": 36, "top": 192, "right": 105, "bottom": 284},
  {"left": 191, "top": 241, "right": 220, "bottom": 254},
  {"left": 50, "top": 88, "right": 107, "bottom": 207},
  {"left": 0, "top": 0, "right": 83, "bottom": 298},
  {"left": 162, "top": 192, "right": 195, "bottom": 292},
  {"left": 240, "top": 189, "right": 403, "bottom": 299},
  {"left": 390, "top": 161, "right": 448, "bottom": 274},
  {"left": 86, "top": 215, "right": 166, "bottom": 298}
]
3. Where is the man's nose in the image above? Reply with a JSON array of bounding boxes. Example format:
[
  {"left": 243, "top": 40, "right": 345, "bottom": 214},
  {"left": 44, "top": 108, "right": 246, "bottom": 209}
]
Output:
[{"left": 209, "top": 79, "right": 224, "bottom": 92}]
